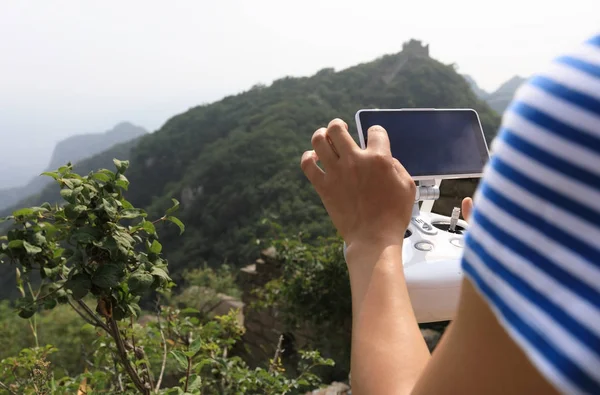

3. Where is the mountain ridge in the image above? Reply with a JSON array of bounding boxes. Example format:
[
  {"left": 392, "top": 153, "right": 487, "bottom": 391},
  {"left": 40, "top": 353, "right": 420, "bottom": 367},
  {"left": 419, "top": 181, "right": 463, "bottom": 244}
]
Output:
[
  {"left": 1, "top": 40, "right": 502, "bottom": 299},
  {"left": 0, "top": 122, "right": 148, "bottom": 211},
  {"left": 463, "top": 73, "right": 526, "bottom": 114}
]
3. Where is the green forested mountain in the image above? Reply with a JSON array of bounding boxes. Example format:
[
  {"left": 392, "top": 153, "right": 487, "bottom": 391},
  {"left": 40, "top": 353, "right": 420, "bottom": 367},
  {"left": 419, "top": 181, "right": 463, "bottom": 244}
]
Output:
[
  {"left": 463, "top": 74, "right": 526, "bottom": 114},
  {"left": 0, "top": 122, "right": 147, "bottom": 211},
  {"left": 1, "top": 40, "right": 501, "bottom": 295}
]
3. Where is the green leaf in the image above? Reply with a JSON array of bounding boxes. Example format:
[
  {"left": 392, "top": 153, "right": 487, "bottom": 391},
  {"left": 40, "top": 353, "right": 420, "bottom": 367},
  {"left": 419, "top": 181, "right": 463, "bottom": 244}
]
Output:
[
  {"left": 52, "top": 247, "right": 65, "bottom": 259},
  {"left": 140, "top": 220, "right": 156, "bottom": 235},
  {"left": 23, "top": 241, "right": 42, "bottom": 255},
  {"left": 92, "top": 264, "right": 123, "bottom": 289},
  {"left": 32, "top": 232, "right": 46, "bottom": 245},
  {"left": 128, "top": 271, "right": 154, "bottom": 293},
  {"left": 42, "top": 266, "right": 63, "bottom": 279},
  {"left": 121, "top": 199, "right": 134, "bottom": 210},
  {"left": 151, "top": 267, "right": 171, "bottom": 285},
  {"left": 72, "top": 227, "right": 102, "bottom": 244},
  {"left": 149, "top": 240, "right": 162, "bottom": 254},
  {"left": 101, "top": 198, "right": 117, "bottom": 217},
  {"left": 121, "top": 209, "right": 145, "bottom": 219},
  {"left": 170, "top": 350, "right": 188, "bottom": 371},
  {"left": 166, "top": 198, "right": 180, "bottom": 215},
  {"left": 127, "top": 303, "right": 141, "bottom": 318},
  {"left": 97, "top": 169, "right": 116, "bottom": 180},
  {"left": 113, "top": 232, "right": 134, "bottom": 254},
  {"left": 91, "top": 172, "right": 111, "bottom": 182},
  {"left": 113, "top": 159, "right": 130, "bottom": 173},
  {"left": 189, "top": 338, "right": 202, "bottom": 354},
  {"left": 61, "top": 178, "right": 74, "bottom": 189},
  {"left": 180, "top": 307, "right": 200, "bottom": 315},
  {"left": 43, "top": 298, "right": 57, "bottom": 310},
  {"left": 7, "top": 240, "right": 24, "bottom": 249},
  {"left": 116, "top": 174, "right": 129, "bottom": 190},
  {"left": 60, "top": 188, "right": 74, "bottom": 202},
  {"left": 41, "top": 171, "right": 60, "bottom": 180},
  {"left": 187, "top": 375, "right": 202, "bottom": 391},
  {"left": 18, "top": 306, "right": 36, "bottom": 319},
  {"left": 66, "top": 273, "right": 92, "bottom": 300},
  {"left": 81, "top": 323, "right": 96, "bottom": 332},
  {"left": 12, "top": 208, "right": 34, "bottom": 217},
  {"left": 72, "top": 205, "right": 87, "bottom": 213},
  {"left": 166, "top": 216, "right": 185, "bottom": 235},
  {"left": 58, "top": 164, "right": 72, "bottom": 174}
]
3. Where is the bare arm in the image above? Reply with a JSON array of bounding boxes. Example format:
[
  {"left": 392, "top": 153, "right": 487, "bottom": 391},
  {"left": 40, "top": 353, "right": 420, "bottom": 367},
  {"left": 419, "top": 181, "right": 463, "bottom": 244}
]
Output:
[
  {"left": 412, "top": 277, "right": 558, "bottom": 395},
  {"left": 345, "top": 242, "right": 429, "bottom": 394},
  {"left": 301, "top": 121, "right": 556, "bottom": 394}
]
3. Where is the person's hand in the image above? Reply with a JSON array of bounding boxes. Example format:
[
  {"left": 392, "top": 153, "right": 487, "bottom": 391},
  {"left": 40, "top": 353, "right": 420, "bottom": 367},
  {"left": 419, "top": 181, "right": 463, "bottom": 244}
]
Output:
[
  {"left": 461, "top": 197, "right": 473, "bottom": 222},
  {"left": 301, "top": 118, "right": 416, "bottom": 251}
]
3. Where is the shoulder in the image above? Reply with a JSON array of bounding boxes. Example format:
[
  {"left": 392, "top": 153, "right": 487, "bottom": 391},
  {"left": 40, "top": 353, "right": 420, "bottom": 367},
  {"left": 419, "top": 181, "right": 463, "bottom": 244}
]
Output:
[{"left": 462, "top": 33, "right": 600, "bottom": 394}]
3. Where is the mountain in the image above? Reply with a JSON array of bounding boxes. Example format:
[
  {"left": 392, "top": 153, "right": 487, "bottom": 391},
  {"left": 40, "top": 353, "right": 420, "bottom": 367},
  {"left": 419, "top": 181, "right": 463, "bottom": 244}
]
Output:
[
  {"left": 0, "top": 122, "right": 148, "bottom": 211},
  {"left": 462, "top": 74, "right": 489, "bottom": 100},
  {"left": 463, "top": 74, "right": 526, "bottom": 114},
  {"left": 485, "top": 76, "right": 527, "bottom": 114},
  {"left": 1, "top": 39, "right": 501, "bottom": 298}
]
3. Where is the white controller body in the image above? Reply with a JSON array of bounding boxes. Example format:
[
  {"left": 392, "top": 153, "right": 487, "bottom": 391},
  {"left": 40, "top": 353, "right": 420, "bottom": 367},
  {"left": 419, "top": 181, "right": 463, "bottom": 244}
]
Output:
[{"left": 343, "top": 209, "right": 468, "bottom": 323}]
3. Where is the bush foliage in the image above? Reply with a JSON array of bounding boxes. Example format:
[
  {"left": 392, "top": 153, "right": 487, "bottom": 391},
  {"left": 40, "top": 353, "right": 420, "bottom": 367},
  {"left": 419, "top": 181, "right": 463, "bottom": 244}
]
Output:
[{"left": 0, "top": 162, "right": 333, "bottom": 394}]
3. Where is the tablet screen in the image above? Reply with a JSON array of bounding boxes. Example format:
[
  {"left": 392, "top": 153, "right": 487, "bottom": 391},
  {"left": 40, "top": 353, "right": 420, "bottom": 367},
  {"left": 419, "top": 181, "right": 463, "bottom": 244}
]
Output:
[{"left": 357, "top": 109, "right": 489, "bottom": 178}]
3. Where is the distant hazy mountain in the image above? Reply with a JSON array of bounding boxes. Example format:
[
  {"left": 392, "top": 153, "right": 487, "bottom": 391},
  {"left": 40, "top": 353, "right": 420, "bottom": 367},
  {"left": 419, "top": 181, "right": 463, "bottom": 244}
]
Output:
[
  {"left": 0, "top": 122, "right": 148, "bottom": 211},
  {"left": 462, "top": 74, "right": 489, "bottom": 100},
  {"left": 463, "top": 74, "right": 526, "bottom": 114}
]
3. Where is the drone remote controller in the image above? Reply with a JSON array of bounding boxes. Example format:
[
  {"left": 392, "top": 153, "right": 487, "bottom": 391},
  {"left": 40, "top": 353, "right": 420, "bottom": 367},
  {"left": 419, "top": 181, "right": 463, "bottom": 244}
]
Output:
[
  {"left": 343, "top": 181, "right": 468, "bottom": 323},
  {"left": 345, "top": 108, "right": 490, "bottom": 323}
]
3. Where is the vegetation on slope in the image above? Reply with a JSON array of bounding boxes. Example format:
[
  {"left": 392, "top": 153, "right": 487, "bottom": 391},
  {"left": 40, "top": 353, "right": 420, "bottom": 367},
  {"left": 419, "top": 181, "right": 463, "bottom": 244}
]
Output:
[
  {"left": 2, "top": 45, "right": 502, "bottom": 300},
  {"left": 122, "top": 51, "right": 500, "bottom": 278}
]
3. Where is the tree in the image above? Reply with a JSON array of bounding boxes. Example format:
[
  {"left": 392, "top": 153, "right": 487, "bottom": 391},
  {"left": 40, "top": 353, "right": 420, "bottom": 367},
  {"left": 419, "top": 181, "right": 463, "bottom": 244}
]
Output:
[{"left": 0, "top": 161, "right": 334, "bottom": 394}]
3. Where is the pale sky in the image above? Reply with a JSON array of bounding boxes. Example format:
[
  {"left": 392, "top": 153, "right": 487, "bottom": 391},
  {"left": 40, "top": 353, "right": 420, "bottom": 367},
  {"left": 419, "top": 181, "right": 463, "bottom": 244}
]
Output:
[{"left": 1, "top": 0, "right": 598, "bottom": 188}]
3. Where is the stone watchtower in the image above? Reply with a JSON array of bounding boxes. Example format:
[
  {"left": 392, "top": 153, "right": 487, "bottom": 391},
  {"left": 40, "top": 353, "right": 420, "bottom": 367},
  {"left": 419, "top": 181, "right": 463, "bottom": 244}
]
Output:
[{"left": 402, "top": 39, "right": 430, "bottom": 58}]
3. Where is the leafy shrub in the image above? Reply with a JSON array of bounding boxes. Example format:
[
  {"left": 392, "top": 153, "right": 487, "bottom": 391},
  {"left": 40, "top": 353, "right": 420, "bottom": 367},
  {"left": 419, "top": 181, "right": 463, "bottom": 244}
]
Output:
[
  {"left": 0, "top": 161, "right": 334, "bottom": 394},
  {"left": 253, "top": 223, "right": 352, "bottom": 380}
]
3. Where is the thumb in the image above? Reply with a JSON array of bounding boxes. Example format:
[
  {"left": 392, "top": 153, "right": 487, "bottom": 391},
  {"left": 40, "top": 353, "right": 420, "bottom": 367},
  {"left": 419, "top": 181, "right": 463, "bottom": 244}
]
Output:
[{"left": 462, "top": 197, "right": 473, "bottom": 222}]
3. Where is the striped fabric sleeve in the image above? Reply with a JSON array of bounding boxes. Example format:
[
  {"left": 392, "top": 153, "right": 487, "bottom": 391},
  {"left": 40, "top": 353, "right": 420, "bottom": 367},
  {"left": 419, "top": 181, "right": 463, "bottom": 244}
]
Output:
[{"left": 461, "top": 33, "right": 600, "bottom": 395}]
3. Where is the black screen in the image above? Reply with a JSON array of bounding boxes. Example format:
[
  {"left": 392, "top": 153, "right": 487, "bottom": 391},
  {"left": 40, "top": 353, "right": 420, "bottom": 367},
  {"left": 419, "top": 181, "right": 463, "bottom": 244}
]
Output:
[{"left": 357, "top": 109, "right": 489, "bottom": 178}]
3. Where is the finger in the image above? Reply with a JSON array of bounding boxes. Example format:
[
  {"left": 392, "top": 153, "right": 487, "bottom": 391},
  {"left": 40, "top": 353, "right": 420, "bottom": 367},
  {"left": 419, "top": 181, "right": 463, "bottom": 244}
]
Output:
[
  {"left": 366, "top": 125, "right": 391, "bottom": 154},
  {"left": 312, "top": 128, "right": 338, "bottom": 168},
  {"left": 462, "top": 197, "right": 473, "bottom": 222},
  {"left": 301, "top": 150, "right": 326, "bottom": 191},
  {"left": 326, "top": 118, "right": 358, "bottom": 156},
  {"left": 392, "top": 158, "right": 410, "bottom": 177}
]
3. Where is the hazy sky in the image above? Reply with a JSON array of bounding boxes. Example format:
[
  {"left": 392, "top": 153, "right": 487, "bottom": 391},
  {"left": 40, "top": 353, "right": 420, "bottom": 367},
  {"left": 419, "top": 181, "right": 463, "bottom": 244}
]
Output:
[{"left": 1, "top": 1, "right": 598, "bottom": 188}]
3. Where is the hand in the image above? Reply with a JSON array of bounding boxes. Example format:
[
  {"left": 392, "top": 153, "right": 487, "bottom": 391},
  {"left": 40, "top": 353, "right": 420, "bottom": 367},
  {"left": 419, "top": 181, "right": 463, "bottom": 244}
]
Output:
[
  {"left": 301, "top": 119, "right": 416, "bottom": 250},
  {"left": 461, "top": 197, "right": 473, "bottom": 222}
]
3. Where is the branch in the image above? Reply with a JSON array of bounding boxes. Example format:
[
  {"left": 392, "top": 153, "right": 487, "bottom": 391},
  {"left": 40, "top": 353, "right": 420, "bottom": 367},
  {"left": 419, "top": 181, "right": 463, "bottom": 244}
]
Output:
[
  {"left": 67, "top": 300, "right": 96, "bottom": 327},
  {"left": 129, "top": 316, "right": 155, "bottom": 389},
  {"left": 154, "top": 329, "right": 168, "bottom": 393},
  {"left": 184, "top": 357, "right": 192, "bottom": 392},
  {"left": 130, "top": 316, "right": 137, "bottom": 357},
  {"left": 108, "top": 315, "right": 149, "bottom": 394},
  {"left": 113, "top": 355, "right": 124, "bottom": 392},
  {"left": 0, "top": 380, "right": 17, "bottom": 395},
  {"left": 269, "top": 334, "right": 285, "bottom": 374},
  {"left": 76, "top": 300, "right": 110, "bottom": 333}
]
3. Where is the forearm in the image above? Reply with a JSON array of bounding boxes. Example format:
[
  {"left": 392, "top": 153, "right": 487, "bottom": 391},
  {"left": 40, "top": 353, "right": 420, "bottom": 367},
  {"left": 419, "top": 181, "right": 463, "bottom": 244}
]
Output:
[{"left": 345, "top": 242, "right": 430, "bottom": 395}]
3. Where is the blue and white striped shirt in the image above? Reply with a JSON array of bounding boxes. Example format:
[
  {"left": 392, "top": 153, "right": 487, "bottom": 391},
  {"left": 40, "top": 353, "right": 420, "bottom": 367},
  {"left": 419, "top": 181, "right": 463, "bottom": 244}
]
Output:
[{"left": 462, "top": 33, "right": 600, "bottom": 394}]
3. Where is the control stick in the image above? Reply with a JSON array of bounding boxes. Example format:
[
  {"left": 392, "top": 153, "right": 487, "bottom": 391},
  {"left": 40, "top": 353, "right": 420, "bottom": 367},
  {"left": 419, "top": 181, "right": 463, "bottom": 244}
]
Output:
[{"left": 449, "top": 207, "right": 461, "bottom": 233}]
